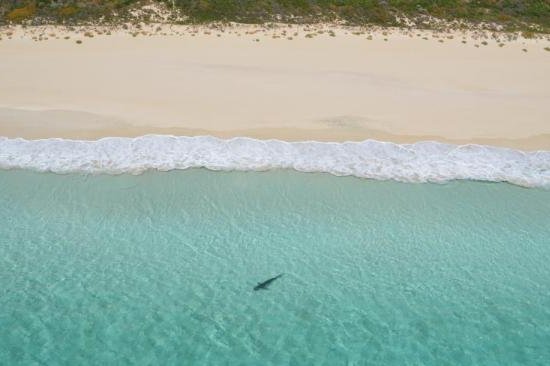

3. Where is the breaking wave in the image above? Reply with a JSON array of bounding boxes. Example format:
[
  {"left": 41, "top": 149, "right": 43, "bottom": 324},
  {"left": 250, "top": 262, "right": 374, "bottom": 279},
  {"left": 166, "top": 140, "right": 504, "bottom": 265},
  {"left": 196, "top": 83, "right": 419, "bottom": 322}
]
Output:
[{"left": 0, "top": 135, "right": 549, "bottom": 188}]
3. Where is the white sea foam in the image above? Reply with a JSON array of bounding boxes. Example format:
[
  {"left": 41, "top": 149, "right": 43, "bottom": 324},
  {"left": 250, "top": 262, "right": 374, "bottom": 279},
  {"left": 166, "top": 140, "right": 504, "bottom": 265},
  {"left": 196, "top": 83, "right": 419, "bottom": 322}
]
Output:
[{"left": 0, "top": 135, "right": 549, "bottom": 188}]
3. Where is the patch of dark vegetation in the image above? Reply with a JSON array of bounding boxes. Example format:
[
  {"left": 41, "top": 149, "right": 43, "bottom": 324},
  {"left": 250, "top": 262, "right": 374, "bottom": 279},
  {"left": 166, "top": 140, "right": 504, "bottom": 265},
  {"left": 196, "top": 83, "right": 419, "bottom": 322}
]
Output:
[{"left": 1, "top": 0, "right": 548, "bottom": 33}]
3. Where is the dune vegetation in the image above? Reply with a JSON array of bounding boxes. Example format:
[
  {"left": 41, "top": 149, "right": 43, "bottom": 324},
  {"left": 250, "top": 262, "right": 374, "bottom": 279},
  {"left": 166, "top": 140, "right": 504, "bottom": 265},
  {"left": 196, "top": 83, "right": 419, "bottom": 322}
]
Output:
[{"left": 1, "top": 0, "right": 549, "bottom": 33}]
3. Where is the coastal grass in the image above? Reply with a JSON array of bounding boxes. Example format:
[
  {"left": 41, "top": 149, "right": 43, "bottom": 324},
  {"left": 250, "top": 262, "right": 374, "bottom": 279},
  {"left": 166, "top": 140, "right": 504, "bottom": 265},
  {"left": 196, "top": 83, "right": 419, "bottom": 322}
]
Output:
[
  {"left": 6, "top": 3, "right": 36, "bottom": 22},
  {"left": 1, "top": 1, "right": 549, "bottom": 34}
]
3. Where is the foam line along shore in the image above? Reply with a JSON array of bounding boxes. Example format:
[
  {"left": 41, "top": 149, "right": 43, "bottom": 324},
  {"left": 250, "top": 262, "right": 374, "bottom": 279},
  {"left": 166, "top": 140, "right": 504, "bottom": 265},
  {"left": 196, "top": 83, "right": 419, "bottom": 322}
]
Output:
[{"left": 1, "top": 135, "right": 548, "bottom": 188}]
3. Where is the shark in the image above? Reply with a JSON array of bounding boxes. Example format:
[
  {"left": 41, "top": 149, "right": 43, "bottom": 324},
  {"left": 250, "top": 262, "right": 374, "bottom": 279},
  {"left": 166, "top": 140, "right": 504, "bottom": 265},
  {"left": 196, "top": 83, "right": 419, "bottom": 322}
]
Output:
[{"left": 253, "top": 274, "right": 284, "bottom": 291}]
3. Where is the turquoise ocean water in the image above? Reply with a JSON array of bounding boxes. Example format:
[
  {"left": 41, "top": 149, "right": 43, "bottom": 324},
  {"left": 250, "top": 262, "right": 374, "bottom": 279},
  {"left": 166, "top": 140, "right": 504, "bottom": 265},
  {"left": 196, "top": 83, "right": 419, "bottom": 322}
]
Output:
[{"left": 1, "top": 169, "right": 549, "bottom": 365}]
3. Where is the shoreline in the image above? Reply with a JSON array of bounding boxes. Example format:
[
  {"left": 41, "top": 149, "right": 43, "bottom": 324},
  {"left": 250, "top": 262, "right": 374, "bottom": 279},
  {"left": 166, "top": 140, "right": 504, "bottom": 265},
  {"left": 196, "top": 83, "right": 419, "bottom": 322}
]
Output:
[
  {"left": 1, "top": 135, "right": 549, "bottom": 189},
  {"left": 0, "top": 135, "right": 550, "bottom": 189},
  {"left": 1, "top": 113, "right": 549, "bottom": 151},
  {"left": 1, "top": 24, "right": 549, "bottom": 150}
]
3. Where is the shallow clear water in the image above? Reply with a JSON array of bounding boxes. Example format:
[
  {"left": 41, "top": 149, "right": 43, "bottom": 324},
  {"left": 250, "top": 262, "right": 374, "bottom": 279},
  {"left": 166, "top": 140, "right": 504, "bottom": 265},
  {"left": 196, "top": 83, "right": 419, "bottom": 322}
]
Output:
[{"left": 1, "top": 170, "right": 549, "bottom": 365}]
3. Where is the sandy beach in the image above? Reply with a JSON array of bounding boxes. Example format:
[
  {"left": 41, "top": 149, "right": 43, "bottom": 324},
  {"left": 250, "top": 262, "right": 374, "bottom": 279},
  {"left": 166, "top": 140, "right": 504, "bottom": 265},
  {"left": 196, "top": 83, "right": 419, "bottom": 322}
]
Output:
[{"left": 1, "top": 24, "right": 549, "bottom": 150}]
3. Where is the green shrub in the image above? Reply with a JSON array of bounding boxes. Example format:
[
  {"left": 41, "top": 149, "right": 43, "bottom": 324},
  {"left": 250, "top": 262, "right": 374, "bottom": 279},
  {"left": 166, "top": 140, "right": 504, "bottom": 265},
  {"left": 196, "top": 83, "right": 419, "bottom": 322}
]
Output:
[
  {"left": 59, "top": 6, "right": 79, "bottom": 18},
  {"left": 7, "top": 3, "right": 36, "bottom": 22}
]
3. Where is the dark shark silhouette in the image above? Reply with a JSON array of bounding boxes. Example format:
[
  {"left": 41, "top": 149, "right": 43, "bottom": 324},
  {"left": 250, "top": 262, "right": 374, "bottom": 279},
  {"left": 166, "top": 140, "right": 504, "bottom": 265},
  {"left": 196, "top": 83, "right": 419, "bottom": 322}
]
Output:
[{"left": 254, "top": 274, "right": 283, "bottom": 291}]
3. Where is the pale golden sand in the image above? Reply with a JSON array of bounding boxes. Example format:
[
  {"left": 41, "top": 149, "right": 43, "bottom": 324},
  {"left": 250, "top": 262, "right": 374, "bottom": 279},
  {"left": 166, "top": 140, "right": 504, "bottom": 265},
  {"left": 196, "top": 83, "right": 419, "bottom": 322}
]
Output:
[{"left": 1, "top": 25, "right": 549, "bottom": 150}]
